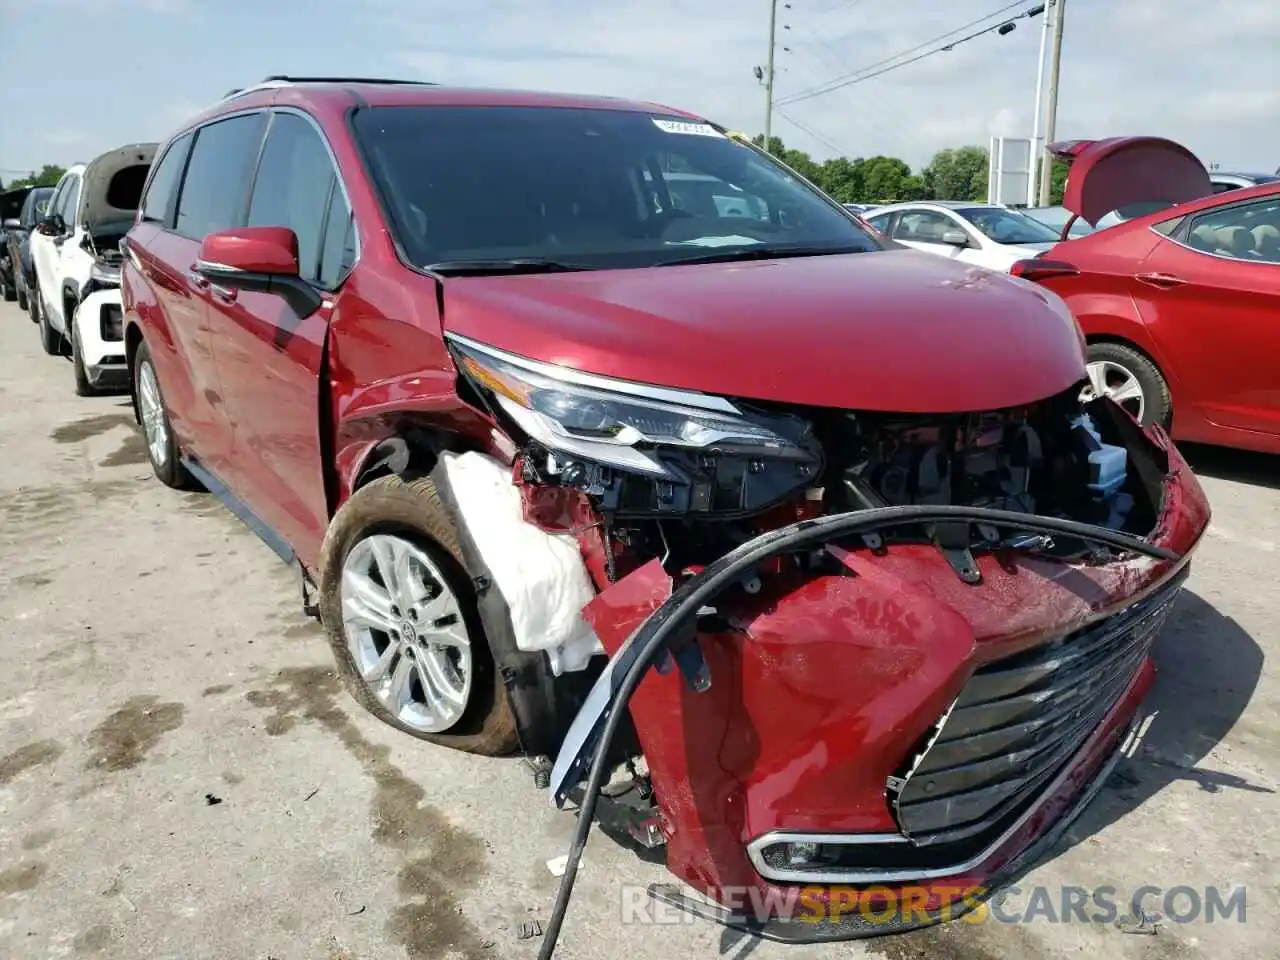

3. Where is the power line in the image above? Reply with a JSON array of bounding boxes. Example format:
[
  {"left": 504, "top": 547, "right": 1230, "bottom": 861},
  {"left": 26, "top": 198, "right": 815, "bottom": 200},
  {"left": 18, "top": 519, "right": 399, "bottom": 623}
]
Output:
[
  {"left": 771, "top": 104, "right": 851, "bottom": 156},
  {"left": 778, "top": 0, "right": 1032, "bottom": 106}
]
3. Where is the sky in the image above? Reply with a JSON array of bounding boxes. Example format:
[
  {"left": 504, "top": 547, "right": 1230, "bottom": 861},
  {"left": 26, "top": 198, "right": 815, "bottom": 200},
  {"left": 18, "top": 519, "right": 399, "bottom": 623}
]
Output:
[{"left": 2, "top": 0, "right": 1278, "bottom": 181}]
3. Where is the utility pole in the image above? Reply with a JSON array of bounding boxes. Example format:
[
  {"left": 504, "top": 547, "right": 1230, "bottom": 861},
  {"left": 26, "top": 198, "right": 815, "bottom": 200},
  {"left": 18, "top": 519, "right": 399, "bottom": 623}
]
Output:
[
  {"left": 1027, "top": 0, "right": 1052, "bottom": 206},
  {"left": 1038, "top": 0, "right": 1066, "bottom": 206},
  {"left": 763, "top": 0, "right": 778, "bottom": 154}
]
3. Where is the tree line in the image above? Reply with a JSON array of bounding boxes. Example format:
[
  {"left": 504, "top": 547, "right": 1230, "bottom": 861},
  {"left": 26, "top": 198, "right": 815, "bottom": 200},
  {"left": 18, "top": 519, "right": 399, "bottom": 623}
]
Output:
[
  {"left": 1, "top": 165, "right": 68, "bottom": 191},
  {"left": 751, "top": 136, "right": 1068, "bottom": 206}
]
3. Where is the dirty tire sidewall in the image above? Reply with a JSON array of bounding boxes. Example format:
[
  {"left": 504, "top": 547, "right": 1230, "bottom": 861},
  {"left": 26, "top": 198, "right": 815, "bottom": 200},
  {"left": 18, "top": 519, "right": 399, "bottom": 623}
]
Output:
[
  {"left": 72, "top": 321, "right": 94, "bottom": 396},
  {"left": 37, "top": 283, "right": 63, "bottom": 356},
  {"left": 28, "top": 277, "right": 40, "bottom": 322},
  {"left": 133, "top": 339, "right": 194, "bottom": 489},
  {"left": 1086, "top": 341, "right": 1171, "bottom": 429},
  {"left": 318, "top": 474, "right": 518, "bottom": 756},
  {"left": 16, "top": 279, "right": 28, "bottom": 312}
]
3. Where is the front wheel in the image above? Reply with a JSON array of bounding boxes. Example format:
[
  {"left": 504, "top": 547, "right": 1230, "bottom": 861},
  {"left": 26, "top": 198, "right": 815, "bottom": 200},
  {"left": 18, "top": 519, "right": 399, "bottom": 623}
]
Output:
[
  {"left": 1080, "top": 342, "right": 1171, "bottom": 428},
  {"left": 16, "top": 274, "right": 28, "bottom": 312},
  {"left": 71, "top": 320, "right": 96, "bottom": 396},
  {"left": 133, "top": 340, "right": 196, "bottom": 488},
  {"left": 36, "top": 282, "right": 67, "bottom": 356},
  {"left": 317, "top": 474, "right": 518, "bottom": 754}
]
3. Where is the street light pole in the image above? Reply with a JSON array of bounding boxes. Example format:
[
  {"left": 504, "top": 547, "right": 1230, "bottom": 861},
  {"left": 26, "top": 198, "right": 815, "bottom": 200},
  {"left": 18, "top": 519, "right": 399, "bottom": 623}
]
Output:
[
  {"left": 1038, "top": 0, "right": 1067, "bottom": 206},
  {"left": 763, "top": 0, "right": 778, "bottom": 153},
  {"left": 1028, "top": 0, "right": 1052, "bottom": 206}
]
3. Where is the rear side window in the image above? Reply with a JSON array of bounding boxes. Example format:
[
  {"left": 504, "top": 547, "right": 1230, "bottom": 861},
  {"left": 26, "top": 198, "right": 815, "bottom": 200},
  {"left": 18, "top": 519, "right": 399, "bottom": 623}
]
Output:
[
  {"left": 140, "top": 134, "right": 193, "bottom": 227},
  {"left": 175, "top": 113, "right": 266, "bottom": 241},
  {"left": 247, "top": 112, "right": 341, "bottom": 284}
]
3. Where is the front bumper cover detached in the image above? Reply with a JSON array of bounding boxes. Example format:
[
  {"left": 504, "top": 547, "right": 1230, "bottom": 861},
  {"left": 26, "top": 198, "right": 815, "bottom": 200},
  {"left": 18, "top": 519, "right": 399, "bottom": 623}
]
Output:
[{"left": 536, "top": 505, "right": 1182, "bottom": 958}]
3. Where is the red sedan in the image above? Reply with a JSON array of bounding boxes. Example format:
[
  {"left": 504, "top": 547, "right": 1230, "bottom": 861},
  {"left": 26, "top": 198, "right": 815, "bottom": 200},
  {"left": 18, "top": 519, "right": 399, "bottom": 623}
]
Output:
[{"left": 1012, "top": 137, "right": 1280, "bottom": 455}]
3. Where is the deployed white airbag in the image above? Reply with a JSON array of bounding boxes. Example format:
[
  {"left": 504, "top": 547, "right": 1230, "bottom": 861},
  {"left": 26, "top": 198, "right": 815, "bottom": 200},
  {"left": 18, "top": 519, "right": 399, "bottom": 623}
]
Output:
[{"left": 439, "top": 451, "right": 602, "bottom": 675}]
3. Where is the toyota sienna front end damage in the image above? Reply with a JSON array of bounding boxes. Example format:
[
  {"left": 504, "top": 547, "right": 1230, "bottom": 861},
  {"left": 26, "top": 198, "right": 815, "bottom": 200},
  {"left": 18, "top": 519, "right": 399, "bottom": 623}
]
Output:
[{"left": 433, "top": 324, "right": 1208, "bottom": 952}]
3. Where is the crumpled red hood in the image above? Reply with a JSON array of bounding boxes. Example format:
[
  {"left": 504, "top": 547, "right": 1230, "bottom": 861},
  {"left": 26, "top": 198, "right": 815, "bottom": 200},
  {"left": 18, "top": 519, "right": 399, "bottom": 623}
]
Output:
[{"left": 440, "top": 249, "right": 1086, "bottom": 413}]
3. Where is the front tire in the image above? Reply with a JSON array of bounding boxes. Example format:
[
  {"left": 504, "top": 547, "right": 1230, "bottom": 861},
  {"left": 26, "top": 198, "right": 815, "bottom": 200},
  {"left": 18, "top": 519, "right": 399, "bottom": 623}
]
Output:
[
  {"left": 1081, "top": 342, "right": 1171, "bottom": 428},
  {"left": 318, "top": 474, "right": 518, "bottom": 755},
  {"left": 3, "top": 276, "right": 16, "bottom": 302},
  {"left": 71, "top": 320, "right": 97, "bottom": 396},
  {"left": 36, "top": 283, "right": 67, "bottom": 356},
  {"left": 133, "top": 340, "right": 195, "bottom": 489},
  {"left": 16, "top": 275, "right": 28, "bottom": 312}
]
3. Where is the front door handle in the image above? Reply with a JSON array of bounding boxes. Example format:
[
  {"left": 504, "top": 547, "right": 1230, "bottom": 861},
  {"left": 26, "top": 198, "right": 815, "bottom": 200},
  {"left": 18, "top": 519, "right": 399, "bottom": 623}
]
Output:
[{"left": 1136, "top": 272, "right": 1188, "bottom": 289}]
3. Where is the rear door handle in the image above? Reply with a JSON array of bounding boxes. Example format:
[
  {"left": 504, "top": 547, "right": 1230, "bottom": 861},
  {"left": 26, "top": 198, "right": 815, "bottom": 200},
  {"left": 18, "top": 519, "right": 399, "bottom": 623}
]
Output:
[{"left": 1136, "top": 272, "right": 1188, "bottom": 288}]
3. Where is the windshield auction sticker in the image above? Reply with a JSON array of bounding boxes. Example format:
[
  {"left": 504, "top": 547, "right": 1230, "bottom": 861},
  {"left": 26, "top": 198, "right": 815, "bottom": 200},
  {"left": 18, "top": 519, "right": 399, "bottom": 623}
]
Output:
[{"left": 651, "top": 118, "right": 725, "bottom": 138}]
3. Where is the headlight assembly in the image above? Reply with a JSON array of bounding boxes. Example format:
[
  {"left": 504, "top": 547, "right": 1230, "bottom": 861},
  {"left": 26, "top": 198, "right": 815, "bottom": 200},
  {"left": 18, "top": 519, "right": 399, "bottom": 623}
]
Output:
[{"left": 448, "top": 334, "right": 814, "bottom": 478}]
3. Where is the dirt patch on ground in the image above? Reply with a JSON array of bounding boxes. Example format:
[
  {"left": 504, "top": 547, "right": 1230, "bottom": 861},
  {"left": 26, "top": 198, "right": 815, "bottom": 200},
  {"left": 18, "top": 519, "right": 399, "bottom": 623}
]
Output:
[
  {"left": 246, "top": 666, "right": 491, "bottom": 960},
  {"left": 0, "top": 739, "right": 64, "bottom": 784},
  {"left": 22, "top": 828, "right": 58, "bottom": 851},
  {"left": 72, "top": 924, "right": 112, "bottom": 954},
  {"left": 50, "top": 413, "right": 134, "bottom": 444},
  {"left": 85, "top": 695, "right": 185, "bottom": 772},
  {"left": 0, "top": 861, "right": 47, "bottom": 896},
  {"left": 202, "top": 684, "right": 232, "bottom": 697}
]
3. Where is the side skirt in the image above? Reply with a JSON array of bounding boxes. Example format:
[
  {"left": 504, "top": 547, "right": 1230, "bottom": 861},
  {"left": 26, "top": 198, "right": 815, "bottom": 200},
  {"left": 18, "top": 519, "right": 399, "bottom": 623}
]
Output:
[{"left": 180, "top": 455, "right": 321, "bottom": 620}]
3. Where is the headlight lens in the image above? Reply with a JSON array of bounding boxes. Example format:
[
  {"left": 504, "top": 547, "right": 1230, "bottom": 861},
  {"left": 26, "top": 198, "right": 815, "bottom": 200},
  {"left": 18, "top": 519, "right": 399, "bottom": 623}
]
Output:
[
  {"left": 448, "top": 335, "right": 811, "bottom": 476},
  {"left": 89, "top": 261, "right": 121, "bottom": 287}
]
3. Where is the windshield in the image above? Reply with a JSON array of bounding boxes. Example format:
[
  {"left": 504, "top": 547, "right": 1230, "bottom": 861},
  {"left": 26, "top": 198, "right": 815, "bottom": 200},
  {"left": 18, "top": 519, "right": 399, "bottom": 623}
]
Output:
[
  {"left": 956, "top": 207, "right": 1062, "bottom": 244},
  {"left": 351, "top": 105, "right": 880, "bottom": 269}
]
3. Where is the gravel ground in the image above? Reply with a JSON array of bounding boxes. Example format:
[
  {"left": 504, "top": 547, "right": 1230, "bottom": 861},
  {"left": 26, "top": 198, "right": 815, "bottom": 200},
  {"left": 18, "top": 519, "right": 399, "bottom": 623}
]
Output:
[{"left": 0, "top": 298, "right": 1276, "bottom": 960}]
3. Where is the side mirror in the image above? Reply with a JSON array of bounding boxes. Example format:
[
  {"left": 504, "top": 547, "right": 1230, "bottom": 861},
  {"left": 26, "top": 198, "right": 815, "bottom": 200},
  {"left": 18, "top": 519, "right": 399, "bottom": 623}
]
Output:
[
  {"left": 37, "top": 215, "right": 64, "bottom": 237},
  {"left": 195, "top": 226, "right": 322, "bottom": 317},
  {"left": 941, "top": 228, "right": 971, "bottom": 247},
  {"left": 2, "top": 218, "right": 19, "bottom": 231}
]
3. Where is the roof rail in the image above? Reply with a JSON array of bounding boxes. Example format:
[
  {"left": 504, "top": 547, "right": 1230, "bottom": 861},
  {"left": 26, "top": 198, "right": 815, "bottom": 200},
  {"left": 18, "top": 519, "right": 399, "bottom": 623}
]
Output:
[{"left": 259, "top": 75, "right": 436, "bottom": 86}]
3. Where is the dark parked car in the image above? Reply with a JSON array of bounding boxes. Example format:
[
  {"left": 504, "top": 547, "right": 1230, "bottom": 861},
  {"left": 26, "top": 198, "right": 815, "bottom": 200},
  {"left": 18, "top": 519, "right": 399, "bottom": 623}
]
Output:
[
  {"left": 122, "top": 77, "right": 1207, "bottom": 949},
  {"left": 2, "top": 185, "right": 55, "bottom": 312}
]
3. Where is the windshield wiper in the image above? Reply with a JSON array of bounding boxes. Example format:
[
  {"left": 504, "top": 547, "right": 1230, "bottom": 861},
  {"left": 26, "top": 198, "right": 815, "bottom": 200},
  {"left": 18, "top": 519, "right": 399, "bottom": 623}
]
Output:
[
  {"left": 424, "top": 258, "right": 593, "bottom": 276},
  {"left": 655, "top": 243, "right": 869, "bottom": 267}
]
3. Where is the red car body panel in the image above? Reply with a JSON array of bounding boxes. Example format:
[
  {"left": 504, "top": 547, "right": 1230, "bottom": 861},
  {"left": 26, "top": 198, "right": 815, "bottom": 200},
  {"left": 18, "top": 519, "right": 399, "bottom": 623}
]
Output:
[
  {"left": 581, "top": 442, "right": 1206, "bottom": 909},
  {"left": 440, "top": 253, "right": 1087, "bottom": 414}
]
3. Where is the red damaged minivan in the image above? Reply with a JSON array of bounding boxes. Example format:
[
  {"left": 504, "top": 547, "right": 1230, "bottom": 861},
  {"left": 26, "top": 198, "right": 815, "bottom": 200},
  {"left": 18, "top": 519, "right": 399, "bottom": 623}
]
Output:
[{"left": 121, "top": 77, "right": 1209, "bottom": 950}]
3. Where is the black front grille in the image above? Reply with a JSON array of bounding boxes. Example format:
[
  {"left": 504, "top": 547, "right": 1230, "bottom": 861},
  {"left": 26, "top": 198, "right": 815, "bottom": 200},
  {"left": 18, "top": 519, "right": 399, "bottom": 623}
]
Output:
[{"left": 891, "top": 573, "right": 1184, "bottom": 848}]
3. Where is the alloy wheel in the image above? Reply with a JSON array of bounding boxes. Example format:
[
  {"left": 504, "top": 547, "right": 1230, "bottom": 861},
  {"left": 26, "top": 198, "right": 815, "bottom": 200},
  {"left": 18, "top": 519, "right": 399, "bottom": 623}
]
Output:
[
  {"left": 340, "top": 533, "right": 473, "bottom": 733},
  {"left": 137, "top": 360, "right": 169, "bottom": 467},
  {"left": 1080, "top": 359, "right": 1146, "bottom": 422}
]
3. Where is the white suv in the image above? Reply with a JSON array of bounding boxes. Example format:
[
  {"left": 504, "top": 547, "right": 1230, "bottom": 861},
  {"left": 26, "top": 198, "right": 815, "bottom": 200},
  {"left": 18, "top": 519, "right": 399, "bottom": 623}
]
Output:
[{"left": 29, "top": 143, "right": 156, "bottom": 394}]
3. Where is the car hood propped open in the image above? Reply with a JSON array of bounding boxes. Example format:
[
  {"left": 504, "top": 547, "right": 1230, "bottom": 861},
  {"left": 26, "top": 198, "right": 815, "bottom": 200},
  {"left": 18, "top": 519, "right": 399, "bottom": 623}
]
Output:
[
  {"left": 439, "top": 250, "right": 1088, "bottom": 414},
  {"left": 1049, "top": 137, "right": 1212, "bottom": 227},
  {"left": 80, "top": 143, "right": 158, "bottom": 232}
]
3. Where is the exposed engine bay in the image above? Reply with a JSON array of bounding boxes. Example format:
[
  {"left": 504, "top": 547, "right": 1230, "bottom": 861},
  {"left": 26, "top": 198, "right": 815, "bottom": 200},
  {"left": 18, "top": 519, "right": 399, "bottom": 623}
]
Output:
[
  {"left": 442, "top": 331, "right": 1168, "bottom": 672},
  {"left": 503, "top": 383, "right": 1157, "bottom": 585}
]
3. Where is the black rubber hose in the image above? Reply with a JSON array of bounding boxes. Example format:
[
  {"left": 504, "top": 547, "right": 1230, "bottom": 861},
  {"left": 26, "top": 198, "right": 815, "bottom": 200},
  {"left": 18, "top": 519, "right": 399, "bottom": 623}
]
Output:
[{"left": 536, "top": 504, "right": 1182, "bottom": 958}]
